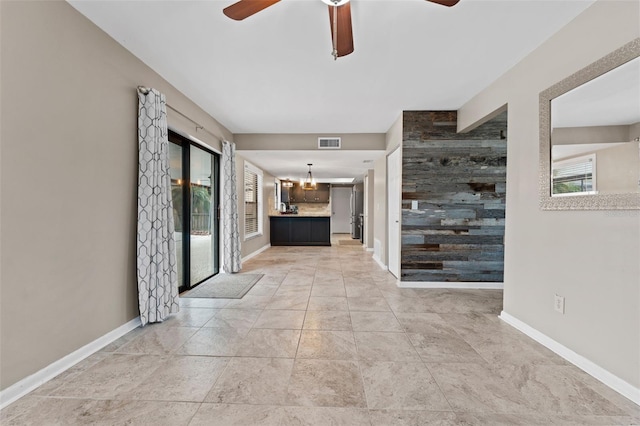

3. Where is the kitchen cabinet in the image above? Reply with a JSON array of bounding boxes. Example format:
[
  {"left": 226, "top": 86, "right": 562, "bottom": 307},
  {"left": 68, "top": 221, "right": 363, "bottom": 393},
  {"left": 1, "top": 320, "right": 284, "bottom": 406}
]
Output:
[
  {"left": 270, "top": 216, "right": 291, "bottom": 244},
  {"left": 313, "top": 184, "right": 330, "bottom": 203},
  {"left": 288, "top": 183, "right": 330, "bottom": 203},
  {"left": 310, "top": 217, "right": 331, "bottom": 241},
  {"left": 281, "top": 186, "right": 290, "bottom": 203},
  {"left": 289, "top": 183, "right": 305, "bottom": 203},
  {"left": 269, "top": 216, "right": 331, "bottom": 246}
]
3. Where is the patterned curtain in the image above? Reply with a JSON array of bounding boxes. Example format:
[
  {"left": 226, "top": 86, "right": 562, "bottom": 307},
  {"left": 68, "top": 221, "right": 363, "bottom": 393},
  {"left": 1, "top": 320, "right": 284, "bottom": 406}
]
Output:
[
  {"left": 222, "top": 140, "right": 242, "bottom": 273},
  {"left": 136, "top": 87, "right": 179, "bottom": 326}
]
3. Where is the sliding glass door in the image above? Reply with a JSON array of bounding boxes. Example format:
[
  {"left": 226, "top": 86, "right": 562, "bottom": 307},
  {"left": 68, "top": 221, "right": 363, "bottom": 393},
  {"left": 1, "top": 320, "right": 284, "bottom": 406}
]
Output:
[{"left": 169, "top": 131, "right": 220, "bottom": 292}]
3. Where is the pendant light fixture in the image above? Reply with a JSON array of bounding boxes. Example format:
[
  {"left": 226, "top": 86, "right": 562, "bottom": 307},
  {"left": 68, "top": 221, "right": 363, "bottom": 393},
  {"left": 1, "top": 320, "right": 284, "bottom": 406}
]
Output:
[
  {"left": 282, "top": 179, "right": 294, "bottom": 188},
  {"left": 301, "top": 164, "right": 317, "bottom": 190}
]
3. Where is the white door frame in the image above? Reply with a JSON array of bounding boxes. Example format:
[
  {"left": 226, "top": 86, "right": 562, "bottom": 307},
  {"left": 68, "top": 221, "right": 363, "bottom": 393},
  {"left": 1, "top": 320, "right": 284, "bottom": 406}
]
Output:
[{"left": 387, "top": 147, "right": 401, "bottom": 278}]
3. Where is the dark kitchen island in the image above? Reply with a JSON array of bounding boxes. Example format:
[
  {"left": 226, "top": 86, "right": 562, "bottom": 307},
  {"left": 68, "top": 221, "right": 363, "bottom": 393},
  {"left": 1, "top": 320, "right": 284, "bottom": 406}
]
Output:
[{"left": 269, "top": 215, "right": 331, "bottom": 246}]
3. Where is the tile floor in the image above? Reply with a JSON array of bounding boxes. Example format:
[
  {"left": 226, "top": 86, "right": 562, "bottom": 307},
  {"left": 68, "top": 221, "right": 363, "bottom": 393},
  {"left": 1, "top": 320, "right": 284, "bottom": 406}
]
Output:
[{"left": 2, "top": 240, "right": 639, "bottom": 425}]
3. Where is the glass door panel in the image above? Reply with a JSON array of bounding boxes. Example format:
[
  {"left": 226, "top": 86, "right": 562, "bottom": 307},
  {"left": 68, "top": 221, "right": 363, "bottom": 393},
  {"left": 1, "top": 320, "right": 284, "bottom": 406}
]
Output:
[{"left": 189, "top": 145, "right": 219, "bottom": 286}]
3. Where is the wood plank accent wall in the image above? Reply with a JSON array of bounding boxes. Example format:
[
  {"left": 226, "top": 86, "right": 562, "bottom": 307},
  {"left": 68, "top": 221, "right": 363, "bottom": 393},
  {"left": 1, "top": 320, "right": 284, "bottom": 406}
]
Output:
[{"left": 401, "top": 111, "right": 507, "bottom": 282}]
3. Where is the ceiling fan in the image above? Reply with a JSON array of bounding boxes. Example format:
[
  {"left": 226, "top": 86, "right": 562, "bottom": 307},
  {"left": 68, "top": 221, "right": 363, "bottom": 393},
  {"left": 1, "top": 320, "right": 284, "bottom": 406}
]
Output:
[{"left": 223, "top": 0, "right": 459, "bottom": 60}]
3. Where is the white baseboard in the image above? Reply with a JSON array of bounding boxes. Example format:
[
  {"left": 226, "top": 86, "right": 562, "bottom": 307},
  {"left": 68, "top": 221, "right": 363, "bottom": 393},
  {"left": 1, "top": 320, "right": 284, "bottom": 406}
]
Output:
[
  {"left": 398, "top": 281, "right": 504, "bottom": 289},
  {"left": 372, "top": 254, "right": 387, "bottom": 271},
  {"left": 499, "top": 311, "right": 640, "bottom": 405},
  {"left": 366, "top": 247, "right": 373, "bottom": 252},
  {"left": 242, "top": 244, "right": 271, "bottom": 263},
  {"left": 0, "top": 317, "right": 141, "bottom": 410}
]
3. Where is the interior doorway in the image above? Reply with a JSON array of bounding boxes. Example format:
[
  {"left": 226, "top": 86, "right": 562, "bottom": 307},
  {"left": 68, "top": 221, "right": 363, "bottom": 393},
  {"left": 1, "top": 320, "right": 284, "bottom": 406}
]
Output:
[{"left": 331, "top": 186, "right": 351, "bottom": 234}]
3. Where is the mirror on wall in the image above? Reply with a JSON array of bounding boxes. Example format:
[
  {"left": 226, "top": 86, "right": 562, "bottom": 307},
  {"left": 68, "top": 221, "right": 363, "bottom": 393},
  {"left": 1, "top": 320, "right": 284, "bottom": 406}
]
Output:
[{"left": 540, "top": 38, "right": 640, "bottom": 210}]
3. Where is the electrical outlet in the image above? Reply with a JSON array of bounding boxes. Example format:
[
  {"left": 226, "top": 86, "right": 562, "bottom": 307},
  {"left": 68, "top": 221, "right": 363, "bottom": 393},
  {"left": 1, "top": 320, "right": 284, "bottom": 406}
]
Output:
[{"left": 554, "top": 294, "right": 565, "bottom": 314}]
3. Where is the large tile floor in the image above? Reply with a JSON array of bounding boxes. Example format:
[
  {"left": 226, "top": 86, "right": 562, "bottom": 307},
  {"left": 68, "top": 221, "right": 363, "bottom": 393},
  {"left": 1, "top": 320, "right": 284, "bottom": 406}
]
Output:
[{"left": 2, "top": 240, "right": 639, "bottom": 425}]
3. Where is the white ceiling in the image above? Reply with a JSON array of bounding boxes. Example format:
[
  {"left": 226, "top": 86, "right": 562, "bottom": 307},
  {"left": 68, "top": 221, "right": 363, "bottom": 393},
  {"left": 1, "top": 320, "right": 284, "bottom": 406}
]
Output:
[{"left": 68, "top": 0, "right": 596, "bottom": 181}]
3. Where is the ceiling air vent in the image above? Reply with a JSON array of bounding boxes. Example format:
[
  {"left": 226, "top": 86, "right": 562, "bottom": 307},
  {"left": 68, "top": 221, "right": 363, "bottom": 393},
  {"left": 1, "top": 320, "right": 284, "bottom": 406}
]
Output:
[{"left": 318, "top": 137, "right": 341, "bottom": 149}]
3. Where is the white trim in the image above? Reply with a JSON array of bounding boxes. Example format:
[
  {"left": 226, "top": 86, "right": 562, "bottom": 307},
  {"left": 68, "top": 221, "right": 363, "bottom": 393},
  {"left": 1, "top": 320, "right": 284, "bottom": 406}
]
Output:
[
  {"left": 399, "top": 281, "right": 504, "bottom": 290},
  {"left": 372, "top": 254, "right": 387, "bottom": 271},
  {"left": 0, "top": 317, "right": 141, "bottom": 410},
  {"left": 242, "top": 243, "right": 271, "bottom": 262},
  {"left": 366, "top": 247, "right": 374, "bottom": 252},
  {"left": 499, "top": 311, "right": 640, "bottom": 405}
]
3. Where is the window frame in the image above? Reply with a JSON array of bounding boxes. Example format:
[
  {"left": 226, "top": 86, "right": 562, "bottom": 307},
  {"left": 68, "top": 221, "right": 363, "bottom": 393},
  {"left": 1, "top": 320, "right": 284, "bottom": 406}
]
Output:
[{"left": 244, "top": 161, "right": 263, "bottom": 240}]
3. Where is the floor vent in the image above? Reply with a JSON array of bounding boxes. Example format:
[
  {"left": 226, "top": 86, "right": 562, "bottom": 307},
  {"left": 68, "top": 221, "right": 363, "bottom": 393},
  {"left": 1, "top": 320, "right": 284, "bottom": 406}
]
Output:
[{"left": 318, "top": 137, "right": 341, "bottom": 149}]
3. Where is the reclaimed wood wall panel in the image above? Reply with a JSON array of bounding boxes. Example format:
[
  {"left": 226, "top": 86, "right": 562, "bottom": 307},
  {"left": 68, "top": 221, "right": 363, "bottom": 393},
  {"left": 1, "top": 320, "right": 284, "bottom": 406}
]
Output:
[{"left": 401, "top": 111, "right": 507, "bottom": 282}]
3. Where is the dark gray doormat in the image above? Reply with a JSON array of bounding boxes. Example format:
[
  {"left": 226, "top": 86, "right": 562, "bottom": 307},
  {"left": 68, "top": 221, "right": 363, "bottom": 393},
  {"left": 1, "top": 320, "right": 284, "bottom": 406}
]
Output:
[{"left": 182, "top": 273, "right": 264, "bottom": 299}]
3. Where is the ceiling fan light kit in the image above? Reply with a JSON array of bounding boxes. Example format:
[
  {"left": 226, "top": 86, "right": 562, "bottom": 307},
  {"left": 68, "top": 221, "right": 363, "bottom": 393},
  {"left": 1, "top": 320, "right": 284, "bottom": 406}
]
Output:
[
  {"left": 321, "top": 0, "right": 350, "bottom": 6},
  {"left": 223, "top": 0, "right": 459, "bottom": 59}
]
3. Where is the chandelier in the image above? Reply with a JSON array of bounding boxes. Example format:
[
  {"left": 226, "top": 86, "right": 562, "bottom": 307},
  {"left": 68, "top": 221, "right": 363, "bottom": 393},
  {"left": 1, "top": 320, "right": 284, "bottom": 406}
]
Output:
[{"left": 301, "top": 164, "right": 317, "bottom": 190}]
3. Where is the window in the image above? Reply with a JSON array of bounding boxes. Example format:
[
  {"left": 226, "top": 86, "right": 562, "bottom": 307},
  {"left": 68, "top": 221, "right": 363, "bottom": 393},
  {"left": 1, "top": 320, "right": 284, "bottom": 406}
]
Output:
[
  {"left": 244, "top": 162, "right": 263, "bottom": 239},
  {"left": 552, "top": 154, "right": 597, "bottom": 196},
  {"left": 275, "top": 179, "right": 281, "bottom": 209}
]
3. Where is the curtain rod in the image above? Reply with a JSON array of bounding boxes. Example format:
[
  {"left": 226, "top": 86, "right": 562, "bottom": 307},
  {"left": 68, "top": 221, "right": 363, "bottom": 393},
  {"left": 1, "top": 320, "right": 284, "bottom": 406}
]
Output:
[
  {"left": 137, "top": 86, "right": 224, "bottom": 143},
  {"left": 166, "top": 104, "right": 224, "bottom": 143}
]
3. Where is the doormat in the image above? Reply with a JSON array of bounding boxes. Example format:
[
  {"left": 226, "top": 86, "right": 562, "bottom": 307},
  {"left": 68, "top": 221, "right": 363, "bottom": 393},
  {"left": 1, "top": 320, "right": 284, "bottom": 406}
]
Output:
[
  {"left": 182, "top": 273, "right": 264, "bottom": 299},
  {"left": 339, "top": 239, "right": 362, "bottom": 246}
]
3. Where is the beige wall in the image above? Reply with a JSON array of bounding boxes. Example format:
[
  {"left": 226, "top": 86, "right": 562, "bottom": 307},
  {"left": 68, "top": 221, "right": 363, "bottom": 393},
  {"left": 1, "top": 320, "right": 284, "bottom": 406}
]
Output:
[
  {"left": 596, "top": 141, "right": 640, "bottom": 194},
  {"left": 630, "top": 122, "right": 640, "bottom": 140},
  {"left": 372, "top": 114, "right": 403, "bottom": 266},
  {"left": 372, "top": 157, "right": 387, "bottom": 265},
  {"left": 234, "top": 133, "right": 385, "bottom": 150},
  {"left": 237, "top": 155, "right": 273, "bottom": 258},
  {"left": 364, "top": 169, "right": 375, "bottom": 249},
  {"left": 552, "top": 124, "right": 632, "bottom": 146},
  {"left": 0, "top": 1, "right": 232, "bottom": 390},
  {"left": 458, "top": 0, "right": 640, "bottom": 388}
]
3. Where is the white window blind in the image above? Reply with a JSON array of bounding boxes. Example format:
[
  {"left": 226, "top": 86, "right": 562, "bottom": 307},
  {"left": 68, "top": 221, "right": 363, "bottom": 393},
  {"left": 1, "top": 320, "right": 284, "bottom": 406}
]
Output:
[
  {"left": 244, "top": 163, "right": 263, "bottom": 239},
  {"left": 552, "top": 154, "right": 596, "bottom": 195}
]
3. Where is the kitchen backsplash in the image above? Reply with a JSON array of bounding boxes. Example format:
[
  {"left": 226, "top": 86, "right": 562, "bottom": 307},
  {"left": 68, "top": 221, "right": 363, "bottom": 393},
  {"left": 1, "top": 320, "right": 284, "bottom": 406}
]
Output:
[{"left": 294, "top": 202, "right": 331, "bottom": 215}]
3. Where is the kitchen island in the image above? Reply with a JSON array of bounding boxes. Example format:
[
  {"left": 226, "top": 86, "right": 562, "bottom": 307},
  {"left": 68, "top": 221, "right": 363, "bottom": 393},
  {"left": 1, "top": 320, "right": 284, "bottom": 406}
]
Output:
[{"left": 269, "top": 215, "right": 331, "bottom": 246}]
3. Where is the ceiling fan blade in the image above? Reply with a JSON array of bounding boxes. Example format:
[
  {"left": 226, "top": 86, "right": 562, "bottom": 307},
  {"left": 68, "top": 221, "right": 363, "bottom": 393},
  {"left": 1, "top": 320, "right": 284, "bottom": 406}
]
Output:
[
  {"left": 426, "top": 0, "right": 460, "bottom": 6},
  {"left": 223, "top": 0, "right": 280, "bottom": 20},
  {"left": 328, "top": 3, "right": 354, "bottom": 57}
]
